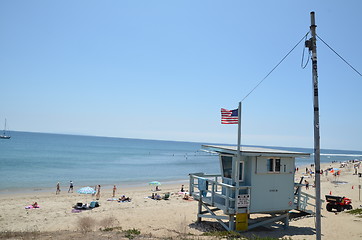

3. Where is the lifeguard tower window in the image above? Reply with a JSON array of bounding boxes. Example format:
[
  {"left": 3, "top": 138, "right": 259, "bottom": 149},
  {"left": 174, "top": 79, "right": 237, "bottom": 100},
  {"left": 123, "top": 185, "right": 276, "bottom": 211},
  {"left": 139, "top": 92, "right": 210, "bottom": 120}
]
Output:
[
  {"left": 267, "top": 158, "right": 281, "bottom": 172},
  {"left": 221, "top": 155, "right": 232, "bottom": 178},
  {"left": 239, "top": 162, "right": 244, "bottom": 181}
]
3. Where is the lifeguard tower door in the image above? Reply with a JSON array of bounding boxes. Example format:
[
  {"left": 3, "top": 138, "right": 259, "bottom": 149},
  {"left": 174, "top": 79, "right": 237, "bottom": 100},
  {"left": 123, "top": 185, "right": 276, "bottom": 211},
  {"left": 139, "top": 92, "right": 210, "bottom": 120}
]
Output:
[{"left": 220, "top": 154, "right": 246, "bottom": 200}]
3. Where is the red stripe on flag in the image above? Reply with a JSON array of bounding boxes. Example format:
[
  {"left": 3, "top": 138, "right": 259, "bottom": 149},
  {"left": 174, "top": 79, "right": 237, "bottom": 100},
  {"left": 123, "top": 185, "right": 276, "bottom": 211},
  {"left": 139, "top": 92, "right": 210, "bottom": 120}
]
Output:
[{"left": 221, "top": 108, "right": 238, "bottom": 124}]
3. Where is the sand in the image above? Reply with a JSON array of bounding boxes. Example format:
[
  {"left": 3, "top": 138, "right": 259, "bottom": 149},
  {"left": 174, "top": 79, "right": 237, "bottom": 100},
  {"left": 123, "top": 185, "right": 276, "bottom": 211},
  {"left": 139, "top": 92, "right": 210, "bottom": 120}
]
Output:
[{"left": 0, "top": 162, "right": 361, "bottom": 239}]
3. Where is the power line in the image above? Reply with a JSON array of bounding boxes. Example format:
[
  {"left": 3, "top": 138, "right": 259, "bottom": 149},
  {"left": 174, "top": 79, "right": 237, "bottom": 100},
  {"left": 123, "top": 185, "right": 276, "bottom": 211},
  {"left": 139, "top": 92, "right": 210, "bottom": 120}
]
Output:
[
  {"left": 301, "top": 32, "right": 311, "bottom": 69},
  {"left": 241, "top": 32, "right": 310, "bottom": 102},
  {"left": 317, "top": 35, "right": 362, "bottom": 77}
]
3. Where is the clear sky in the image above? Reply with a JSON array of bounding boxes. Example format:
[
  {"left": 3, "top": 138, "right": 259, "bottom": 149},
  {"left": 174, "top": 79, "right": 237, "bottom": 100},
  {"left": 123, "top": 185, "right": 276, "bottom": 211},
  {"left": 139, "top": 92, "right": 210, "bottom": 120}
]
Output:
[{"left": 1, "top": 1, "right": 361, "bottom": 150}]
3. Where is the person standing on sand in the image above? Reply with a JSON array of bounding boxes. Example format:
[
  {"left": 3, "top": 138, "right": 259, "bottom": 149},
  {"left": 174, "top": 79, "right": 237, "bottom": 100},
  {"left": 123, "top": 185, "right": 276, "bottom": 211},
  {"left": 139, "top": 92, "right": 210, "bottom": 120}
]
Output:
[
  {"left": 96, "top": 185, "right": 101, "bottom": 200},
  {"left": 112, "top": 185, "right": 117, "bottom": 197},
  {"left": 304, "top": 180, "right": 309, "bottom": 190},
  {"left": 56, "top": 182, "right": 61, "bottom": 195},
  {"left": 68, "top": 181, "right": 74, "bottom": 193},
  {"left": 92, "top": 185, "right": 97, "bottom": 197}
]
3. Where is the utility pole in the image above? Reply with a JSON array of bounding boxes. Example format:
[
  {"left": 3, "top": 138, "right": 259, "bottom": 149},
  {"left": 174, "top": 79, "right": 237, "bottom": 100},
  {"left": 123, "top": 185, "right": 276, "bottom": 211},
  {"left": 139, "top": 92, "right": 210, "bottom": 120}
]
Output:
[{"left": 305, "top": 11, "right": 322, "bottom": 240}]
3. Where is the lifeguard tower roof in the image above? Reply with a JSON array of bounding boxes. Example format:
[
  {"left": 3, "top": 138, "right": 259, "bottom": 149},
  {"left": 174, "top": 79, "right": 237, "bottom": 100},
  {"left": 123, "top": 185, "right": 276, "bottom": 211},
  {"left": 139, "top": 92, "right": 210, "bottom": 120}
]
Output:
[{"left": 202, "top": 145, "right": 310, "bottom": 158}]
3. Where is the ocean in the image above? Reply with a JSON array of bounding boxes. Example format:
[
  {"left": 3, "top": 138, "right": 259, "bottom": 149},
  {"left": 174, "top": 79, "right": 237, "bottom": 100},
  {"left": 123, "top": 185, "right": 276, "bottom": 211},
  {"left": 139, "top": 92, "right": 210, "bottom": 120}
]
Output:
[{"left": 1, "top": 131, "right": 361, "bottom": 194}]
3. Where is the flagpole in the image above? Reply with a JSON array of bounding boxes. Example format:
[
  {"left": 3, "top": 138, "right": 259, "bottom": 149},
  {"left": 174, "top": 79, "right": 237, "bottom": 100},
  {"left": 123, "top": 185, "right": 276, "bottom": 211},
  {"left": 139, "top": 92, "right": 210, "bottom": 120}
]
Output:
[
  {"left": 237, "top": 102, "right": 242, "bottom": 156},
  {"left": 235, "top": 102, "right": 242, "bottom": 216}
]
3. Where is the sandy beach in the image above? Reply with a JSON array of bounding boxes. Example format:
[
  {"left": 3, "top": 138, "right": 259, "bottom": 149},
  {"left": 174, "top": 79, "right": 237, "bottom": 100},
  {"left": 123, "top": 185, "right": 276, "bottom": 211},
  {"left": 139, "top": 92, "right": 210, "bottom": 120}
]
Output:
[{"left": 0, "top": 162, "right": 361, "bottom": 240}]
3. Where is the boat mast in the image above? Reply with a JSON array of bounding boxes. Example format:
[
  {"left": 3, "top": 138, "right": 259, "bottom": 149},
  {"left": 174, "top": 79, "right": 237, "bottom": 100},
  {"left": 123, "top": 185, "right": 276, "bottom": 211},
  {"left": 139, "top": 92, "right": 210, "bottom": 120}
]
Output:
[
  {"left": 3, "top": 119, "right": 6, "bottom": 135},
  {"left": 306, "top": 11, "right": 322, "bottom": 240}
]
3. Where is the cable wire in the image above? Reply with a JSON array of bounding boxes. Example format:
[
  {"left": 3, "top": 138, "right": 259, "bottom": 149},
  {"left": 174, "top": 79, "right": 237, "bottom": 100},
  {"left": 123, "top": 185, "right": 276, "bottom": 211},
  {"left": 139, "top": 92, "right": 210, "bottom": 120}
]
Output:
[
  {"left": 301, "top": 32, "right": 311, "bottom": 69},
  {"left": 317, "top": 35, "right": 362, "bottom": 77},
  {"left": 241, "top": 32, "right": 310, "bottom": 102}
]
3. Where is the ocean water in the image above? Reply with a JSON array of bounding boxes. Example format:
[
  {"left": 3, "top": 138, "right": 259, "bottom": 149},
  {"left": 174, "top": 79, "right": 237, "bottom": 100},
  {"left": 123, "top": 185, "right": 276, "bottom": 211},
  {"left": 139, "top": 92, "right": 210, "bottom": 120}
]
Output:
[{"left": 1, "top": 131, "right": 361, "bottom": 194}]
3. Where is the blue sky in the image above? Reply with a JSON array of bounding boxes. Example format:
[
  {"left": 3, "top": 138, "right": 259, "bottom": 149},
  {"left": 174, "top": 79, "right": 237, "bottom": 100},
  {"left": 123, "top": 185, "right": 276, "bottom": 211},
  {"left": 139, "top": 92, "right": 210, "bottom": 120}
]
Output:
[{"left": 1, "top": 1, "right": 361, "bottom": 150}]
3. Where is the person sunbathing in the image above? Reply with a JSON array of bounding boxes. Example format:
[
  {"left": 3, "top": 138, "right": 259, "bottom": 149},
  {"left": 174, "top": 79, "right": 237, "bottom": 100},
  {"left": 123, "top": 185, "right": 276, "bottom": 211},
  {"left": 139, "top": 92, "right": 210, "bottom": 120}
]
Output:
[
  {"left": 183, "top": 194, "right": 193, "bottom": 201},
  {"left": 32, "top": 202, "right": 39, "bottom": 208},
  {"left": 119, "top": 195, "right": 131, "bottom": 202}
]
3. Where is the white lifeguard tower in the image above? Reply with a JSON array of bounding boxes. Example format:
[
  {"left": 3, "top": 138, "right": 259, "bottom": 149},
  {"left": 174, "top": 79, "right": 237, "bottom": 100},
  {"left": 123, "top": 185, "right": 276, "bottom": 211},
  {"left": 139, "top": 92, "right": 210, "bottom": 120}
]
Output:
[{"left": 189, "top": 145, "right": 311, "bottom": 231}]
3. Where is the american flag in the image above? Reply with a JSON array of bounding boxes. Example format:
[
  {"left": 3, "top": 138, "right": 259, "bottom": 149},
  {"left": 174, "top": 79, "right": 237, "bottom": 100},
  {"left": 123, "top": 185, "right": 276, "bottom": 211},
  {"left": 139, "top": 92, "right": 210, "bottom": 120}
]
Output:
[{"left": 221, "top": 108, "right": 239, "bottom": 124}]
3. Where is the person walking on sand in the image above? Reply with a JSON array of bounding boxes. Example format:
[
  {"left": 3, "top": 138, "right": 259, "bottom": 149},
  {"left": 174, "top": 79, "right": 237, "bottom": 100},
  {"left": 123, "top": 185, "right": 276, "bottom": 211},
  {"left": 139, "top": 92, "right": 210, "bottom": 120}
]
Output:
[
  {"left": 56, "top": 182, "right": 61, "bottom": 195},
  {"left": 68, "top": 181, "right": 74, "bottom": 193},
  {"left": 112, "top": 185, "right": 117, "bottom": 197},
  {"left": 96, "top": 185, "right": 101, "bottom": 200}
]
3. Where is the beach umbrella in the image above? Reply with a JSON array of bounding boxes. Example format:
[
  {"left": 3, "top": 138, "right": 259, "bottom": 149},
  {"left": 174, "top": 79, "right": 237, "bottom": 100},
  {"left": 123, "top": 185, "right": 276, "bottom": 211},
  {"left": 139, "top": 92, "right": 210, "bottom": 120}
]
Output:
[
  {"left": 329, "top": 168, "right": 340, "bottom": 173},
  {"left": 77, "top": 186, "right": 96, "bottom": 195},
  {"left": 148, "top": 181, "right": 161, "bottom": 186}
]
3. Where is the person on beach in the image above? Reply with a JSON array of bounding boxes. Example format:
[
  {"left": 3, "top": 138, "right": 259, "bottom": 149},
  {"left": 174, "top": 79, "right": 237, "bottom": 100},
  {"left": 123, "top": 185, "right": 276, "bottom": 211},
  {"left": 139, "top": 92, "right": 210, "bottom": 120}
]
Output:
[
  {"left": 32, "top": 202, "right": 39, "bottom": 208},
  {"left": 56, "top": 182, "right": 61, "bottom": 195},
  {"left": 155, "top": 193, "right": 161, "bottom": 200},
  {"left": 156, "top": 186, "right": 160, "bottom": 191},
  {"left": 183, "top": 193, "right": 193, "bottom": 200},
  {"left": 113, "top": 185, "right": 117, "bottom": 197},
  {"left": 68, "top": 181, "right": 74, "bottom": 193},
  {"left": 92, "top": 185, "right": 97, "bottom": 197},
  {"left": 304, "top": 180, "right": 309, "bottom": 190},
  {"left": 119, "top": 195, "right": 131, "bottom": 202},
  {"left": 96, "top": 185, "right": 101, "bottom": 200},
  {"left": 180, "top": 185, "right": 184, "bottom": 192}
]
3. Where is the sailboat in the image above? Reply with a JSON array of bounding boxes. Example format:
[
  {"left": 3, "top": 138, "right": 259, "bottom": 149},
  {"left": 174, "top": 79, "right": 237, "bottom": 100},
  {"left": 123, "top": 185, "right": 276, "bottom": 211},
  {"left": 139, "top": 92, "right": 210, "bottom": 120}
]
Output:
[{"left": 0, "top": 118, "right": 11, "bottom": 139}]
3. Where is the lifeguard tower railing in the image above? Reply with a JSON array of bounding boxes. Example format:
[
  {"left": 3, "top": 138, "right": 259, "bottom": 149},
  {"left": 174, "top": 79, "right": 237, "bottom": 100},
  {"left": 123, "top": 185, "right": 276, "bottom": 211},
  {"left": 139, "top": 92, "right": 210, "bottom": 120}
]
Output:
[
  {"left": 189, "top": 173, "right": 251, "bottom": 215},
  {"left": 189, "top": 173, "right": 320, "bottom": 231},
  {"left": 294, "top": 182, "right": 324, "bottom": 214},
  {"left": 190, "top": 173, "right": 319, "bottom": 214}
]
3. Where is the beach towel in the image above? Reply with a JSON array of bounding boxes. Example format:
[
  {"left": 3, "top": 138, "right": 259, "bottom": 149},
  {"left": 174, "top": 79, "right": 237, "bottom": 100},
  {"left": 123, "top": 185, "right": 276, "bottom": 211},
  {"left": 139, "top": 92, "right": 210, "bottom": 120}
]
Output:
[
  {"left": 178, "top": 191, "right": 189, "bottom": 195},
  {"left": 198, "top": 178, "right": 207, "bottom": 191},
  {"left": 198, "top": 178, "right": 208, "bottom": 197},
  {"left": 25, "top": 205, "right": 40, "bottom": 209},
  {"left": 183, "top": 197, "right": 194, "bottom": 201}
]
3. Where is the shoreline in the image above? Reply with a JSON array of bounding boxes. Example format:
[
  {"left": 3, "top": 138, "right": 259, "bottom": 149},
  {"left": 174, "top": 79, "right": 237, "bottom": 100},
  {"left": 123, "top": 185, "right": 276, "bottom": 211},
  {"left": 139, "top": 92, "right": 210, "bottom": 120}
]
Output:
[{"left": 0, "top": 178, "right": 190, "bottom": 196}]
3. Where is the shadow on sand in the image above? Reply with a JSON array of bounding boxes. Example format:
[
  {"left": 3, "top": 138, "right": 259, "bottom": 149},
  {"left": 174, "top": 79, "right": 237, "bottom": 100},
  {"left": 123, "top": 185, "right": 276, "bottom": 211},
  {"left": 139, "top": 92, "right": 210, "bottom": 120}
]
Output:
[{"left": 189, "top": 216, "right": 316, "bottom": 239}]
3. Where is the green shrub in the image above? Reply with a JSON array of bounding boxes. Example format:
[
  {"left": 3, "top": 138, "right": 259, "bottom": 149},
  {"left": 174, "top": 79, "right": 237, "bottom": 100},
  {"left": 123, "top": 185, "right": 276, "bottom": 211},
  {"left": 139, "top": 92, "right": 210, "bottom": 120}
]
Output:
[
  {"left": 346, "top": 208, "right": 362, "bottom": 217},
  {"left": 100, "top": 226, "right": 123, "bottom": 232},
  {"left": 201, "top": 230, "right": 240, "bottom": 238},
  {"left": 123, "top": 228, "right": 141, "bottom": 239}
]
